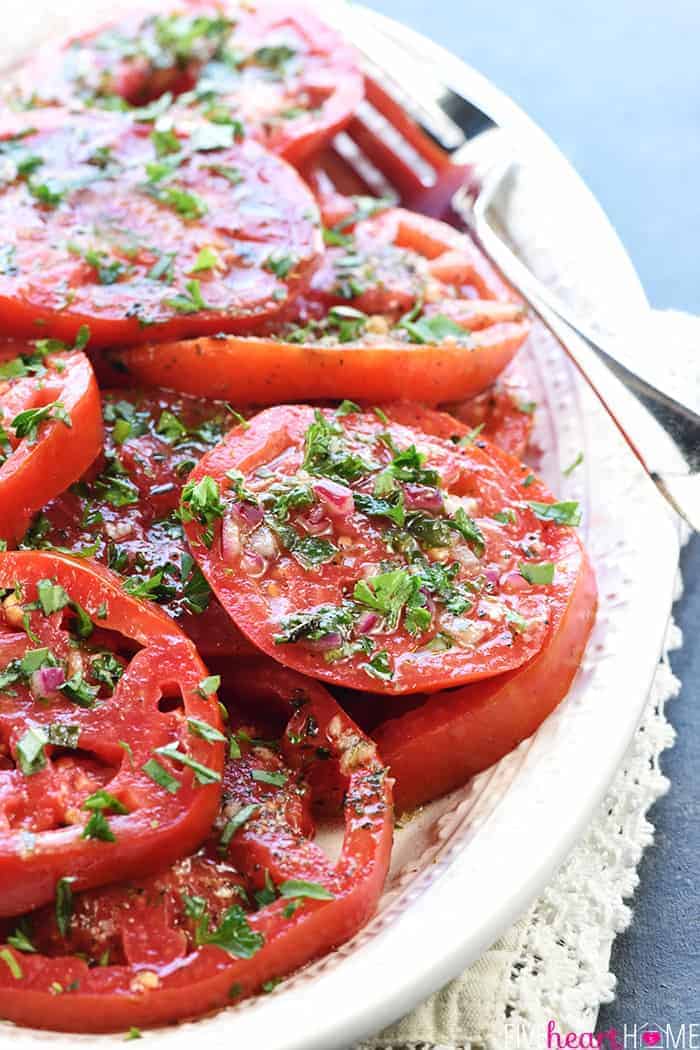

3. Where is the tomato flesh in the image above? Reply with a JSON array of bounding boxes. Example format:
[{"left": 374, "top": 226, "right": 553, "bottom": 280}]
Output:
[
  {"left": 4, "top": 1, "right": 363, "bottom": 165},
  {"left": 364, "top": 548, "right": 597, "bottom": 812},
  {"left": 21, "top": 387, "right": 255, "bottom": 659},
  {"left": 109, "top": 206, "right": 530, "bottom": 404},
  {"left": 0, "top": 109, "right": 321, "bottom": 347},
  {"left": 0, "top": 550, "right": 225, "bottom": 917},
  {"left": 182, "top": 403, "right": 585, "bottom": 694},
  {"left": 0, "top": 344, "right": 103, "bottom": 544},
  {"left": 0, "top": 662, "right": 392, "bottom": 1032}
]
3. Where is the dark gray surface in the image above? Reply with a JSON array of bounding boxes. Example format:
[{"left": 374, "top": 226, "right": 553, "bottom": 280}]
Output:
[{"left": 366, "top": 0, "right": 699, "bottom": 1030}]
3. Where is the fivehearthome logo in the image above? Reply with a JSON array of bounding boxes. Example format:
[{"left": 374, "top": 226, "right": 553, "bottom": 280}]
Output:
[{"left": 502, "top": 1020, "right": 700, "bottom": 1048}]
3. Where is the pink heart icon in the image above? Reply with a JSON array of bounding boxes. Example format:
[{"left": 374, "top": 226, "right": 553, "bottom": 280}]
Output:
[{"left": 642, "top": 1034, "right": 661, "bottom": 1047}]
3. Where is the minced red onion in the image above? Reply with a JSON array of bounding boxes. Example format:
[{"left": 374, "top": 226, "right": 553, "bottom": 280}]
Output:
[
  {"left": 308, "top": 632, "right": 342, "bottom": 652},
  {"left": 297, "top": 509, "right": 333, "bottom": 536},
  {"left": 355, "top": 611, "right": 380, "bottom": 634},
  {"left": 404, "top": 483, "right": 444, "bottom": 512},
  {"left": 312, "top": 478, "right": 354, "bottom": 518},
  {"left": 241, "top": 551, "right": 267, "bottom": 578},
  {"left": 221, "top": 517, "right": 241, "bottom": 564},
  {"left": 30, "top": 665, "right": 65, "bottom": 698},
  {"left": 248, "top": 526, "right": 279, "bottom": 561},
  {"left": 232, "top": 501, "right": 263, "bottom": 528}
]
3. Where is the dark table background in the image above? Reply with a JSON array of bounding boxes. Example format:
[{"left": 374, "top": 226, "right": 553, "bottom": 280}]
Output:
[{"left": 367, "top": 0, "right": 699, "bottom": 1029}]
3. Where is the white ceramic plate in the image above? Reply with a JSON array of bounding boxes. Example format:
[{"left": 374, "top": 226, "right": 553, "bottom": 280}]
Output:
[{"left": 0, "top": 5, "right": 683, "bottom": 1048}]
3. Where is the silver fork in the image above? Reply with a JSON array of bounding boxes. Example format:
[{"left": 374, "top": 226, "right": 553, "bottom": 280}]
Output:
[{"left": 324, "top": 3, "right": 700, "bottom": 531}]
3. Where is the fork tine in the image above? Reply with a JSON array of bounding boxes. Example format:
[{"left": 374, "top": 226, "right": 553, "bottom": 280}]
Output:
[
  {"left": 363, "top": 76, "right": 459, "bottom": 176},
  {"left": 344, "top": 88, "right": 473, "bottom": 215},
  {"left": 330, "top": 10, "right": 468, "bottom": 153},
  {"left": 345, "top": 111, "right": 430, "bottom": 202}
]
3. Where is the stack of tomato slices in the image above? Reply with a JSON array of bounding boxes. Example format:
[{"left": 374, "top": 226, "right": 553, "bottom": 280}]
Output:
[{"left": 0, "top": 0, "right": 596, "bottom": 1035}]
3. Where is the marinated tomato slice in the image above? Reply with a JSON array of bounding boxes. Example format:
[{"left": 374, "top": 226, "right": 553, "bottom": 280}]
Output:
[
  {"left": 20, "top": 388, "right": 255, "bottom": 660},
  {"left": 0, "top": 109, "right": 321, "bottom": 347},
  {"left": 0, "top": 662, "right": 392, "bottom": 1032},
  {"left": 0, "top": 550, "right": 225, "bottom": 918},
  {"left": 181, "top": 403, "right": 585, "bottom": 695},
  {"left": 108, "top": 205, "right": 530, "bottom": 403},
  {"left": 0, "top": 341, "right": 102, "bottom": 544},
  {"left": 367, "top": 546, "right": 597, "bottom": 812},
  {"left": 5, "top": 1, "right": 363, "bottom": 165},
  {"left": 444, "top": 367, "right": 537, "bottom": 459}
]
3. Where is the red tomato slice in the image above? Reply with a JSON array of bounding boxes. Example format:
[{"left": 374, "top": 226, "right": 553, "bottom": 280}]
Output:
[
  {"left": 0, "top": 662, "right": 392, "bottom": 1032},
  {"left": 444, "top": 376, "right": 536, "bottom": 459},
  {"left": 108, "top": 206, "right": 530, "bottom": 403},
  {"left": 363, "top": 547, "right": 597, "bottom": 812},
  {"left": 0, "top": 344, "right": 102, "bottom": 544},
  {"left": 0, "top": 109, "right": 321, "bottom": 347},
  {"left": 20, "top": 387, "right": 256, "bottom": 660},
  {"left": 0, "top": 550, "right": 225, "bottom": 917},
  {"left": 181, "top": 403, "right": 586, "bottom": 695},
  {"left": 5, "top": 1, "right": 363, "bottom": 165}
]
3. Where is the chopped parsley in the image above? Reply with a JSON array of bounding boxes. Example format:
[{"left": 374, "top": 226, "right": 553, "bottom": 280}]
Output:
[
  {"left": 142, "top": 757, "right": 181, "bottom": 794},
  {"left": 219, "top": 803, "right": 259, "bottom": 850},
  {"left": 360, "top": 649, "right": 393, "bottom": 681},
  {"left": 519, "top": 561, "right": 556, "bottom": 585},
  {"left": 302, "top": 410, "right": 375, "bottom": 484},
  {"left": 187, "top": 899, "right": 263, "bottom": 958},
  {"left": 164, "top": 277, "right": 212, "bottom": 314},
  {"left": 55, "top": 876, "right": 75, "bottom": 937},
  {"left": 274, "top": 603, "right": 354, "bottom": 646},
  {"left": 526, "top": 500, "right": 581, "bottom": 526},
  {"left": 145, "top": 183, "right": 208, "bottom": 220},
  {"left": 251, "top": 769, "right": 287, "bottom": 787},
  {"left": 398, "top": 310, "right": 468, "bottom": 345},
  {"left": 16, "top": 725, "right": 48, "bottom": 776},
  {"left": 155, "top": 741, "right": 221, "bottom": 784},
  {"left": 278, "top": 879, "right": 334, "bottom": 901},
  {"left": 180, "top": 474, "right": 224, "bottom": 546},
  {"left": 12, "top": 401, "right": 71, "bottom": 442}
]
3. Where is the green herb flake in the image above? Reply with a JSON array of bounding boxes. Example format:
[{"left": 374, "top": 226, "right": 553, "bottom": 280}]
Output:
[
  {"left": 360, "top": 649, "right": 393, "bottom": 681},
  {"left": 336, "top": 399, "right": 361, "bottom": 417},
  {"left": 0, "top": 948, "right": 23, "bottom": 980},
  {"left": 191, "top": 245, "right": 220, "bottom": 273},
  {"left": 563, "top": 451, "right": 584, "bottom": 477},
  {"left": 251, "top": 769, "right": 287, "bottom": 787},
  {"left": 55, "top": 876, "right": 75, "bottom": 937},
  {"left": 16, "top": 725, "right": 48, "bottom": 776},
  {"left": 12, "top": 401, "right": 71, "bottom": 443},
  {"left": 526, "top": 500, "right": 581, "bottom": 526},
  {"left": 219, "top": 803, "right": 259, "bottom": 850},
  {"left": 155, "top": 741, "right": 221, "bottom": 784},
  {"left": 81, "top": 809, "right": 117, "bottom": 843},
  {"left": 398, "top": 311, "right": 468, "bottom": 345},
  {"left": 278, "top": 879, "right": 334, "bottom": 901},
  {"left": 188, "top": 716, "right": 226, "bottom": 744},
  {"left": 197, "top": 674, "right": 221, "bottom": 697},
  {"left": 519, "top": 561, "right": 556, "bottom": 585},
  {"left": 142, "top": 757, "right": 181, "bottom": 794},
  {"left": 164, "top": 277, "right": 212, "bottom": 314},
  {"left": 180, "top": 474, "right": 224, "bottom": 546}
]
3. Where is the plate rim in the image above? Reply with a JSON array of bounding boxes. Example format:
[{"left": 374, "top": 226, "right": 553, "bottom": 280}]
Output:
[{"left": 0, "top": 6, "right": 681, "bottom": 1048}]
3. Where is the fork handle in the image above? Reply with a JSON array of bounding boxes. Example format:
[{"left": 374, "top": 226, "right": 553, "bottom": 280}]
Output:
[
  {"left": 544, "top": 307, "right": 700, "bottom": 472},
  {"left": 491, "top": 248, "right": 700, "bottom": 471},
  {"left": 469, "top": 208, "right": 700, "bottom": 529}
]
